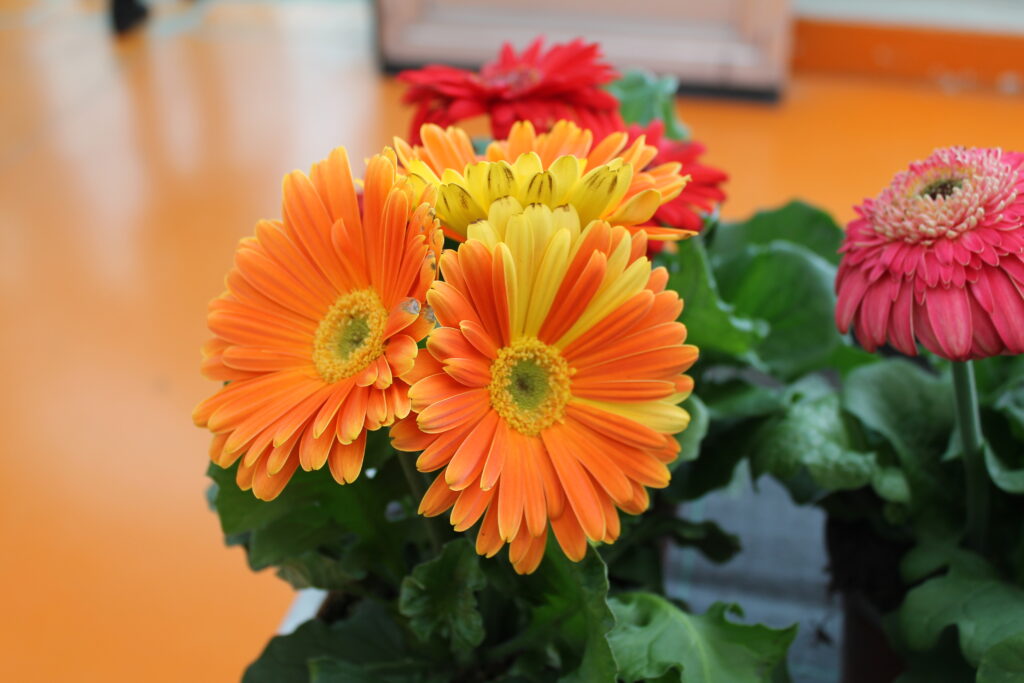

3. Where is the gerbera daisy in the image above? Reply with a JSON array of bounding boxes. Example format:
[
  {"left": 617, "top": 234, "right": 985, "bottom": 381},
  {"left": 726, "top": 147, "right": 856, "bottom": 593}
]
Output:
[
  {"left": 627, "top": 120, "right": 728, "bottom": 233},
  {"left": 391, "top": 201, "right": 698, "bottom": 573},
  {"left": 836, "top": 146, "right": 1024, "bottom": 361},
  {"left": 394, "top": 120, "right": 691, "bottom": 241},
  {"left": 398, "top": 37, "right": 623, "bottom": 144},
  {"left": 194, "top": 148, "right": 442, "bottom": 500}
]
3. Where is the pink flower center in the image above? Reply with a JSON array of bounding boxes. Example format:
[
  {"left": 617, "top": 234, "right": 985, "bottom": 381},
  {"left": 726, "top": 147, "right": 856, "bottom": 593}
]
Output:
[{"left": 867, "top": 147, "right": 1019, "bottom": 245}]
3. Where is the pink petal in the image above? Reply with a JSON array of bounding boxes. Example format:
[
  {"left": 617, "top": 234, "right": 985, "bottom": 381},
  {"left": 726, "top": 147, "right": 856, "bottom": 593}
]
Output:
[
  {"left": 836, "top": 267, "right": 869, "bottom": 333},
  {"left": 887, "top": 281, "right": 917, "bottom": 356},
  {"left": 924, "top": 286, "right": 973, "bottom": 361}
]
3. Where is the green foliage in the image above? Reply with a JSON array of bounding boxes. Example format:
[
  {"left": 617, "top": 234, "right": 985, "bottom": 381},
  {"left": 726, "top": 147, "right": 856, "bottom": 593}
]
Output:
[
  {"left": 676, "top": 394, "right": 709, "bottom": 465},
  {"left": 244, "top": 600, "right": 443, "bottom": 683},
  {"left": 606, "top": 69, "right": 689, "bottom": 139},
  {"left": 899, "top": 553, "right": 1024, "bottom": 667},
  {"left": 709, "top": 201, "right": 843, "bottom": 266},
  {"left": 512, "top": 546, "right": 617, "bottom": 682},
  {"left": 664, "top": 237, "right": 766, "bottom": 359},
  {"left": 207, "top": 437, "right": 415, "bottom": 586},
  {"left": 713, "top": 242, "right": 841, "bottom": 380},
  {"left": 603, "top": 516, "right": 740, "bottom": 591},
  {"left": 608, "top": 594, "right": 796, "bottom": 683},
  {"left": 751, "top": 393, "right": 877, "bottom": 503},
  {"left": 977, "top": 632, "right": 1024, "bottom": 683},
  {"left": 984, "top": 444, "right": 1024, "bottom": 494},
  {"left": 842, "top": 360, "right": 952, "bottom": 470},
  {"left": 399, "top": 540, "right": 486, "bottom": 656}
]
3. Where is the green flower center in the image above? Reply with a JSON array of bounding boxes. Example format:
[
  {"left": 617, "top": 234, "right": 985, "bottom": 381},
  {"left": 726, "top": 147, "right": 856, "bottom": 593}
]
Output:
[{"left": 920, "top": 177, "right": 964, "bottom": 200}]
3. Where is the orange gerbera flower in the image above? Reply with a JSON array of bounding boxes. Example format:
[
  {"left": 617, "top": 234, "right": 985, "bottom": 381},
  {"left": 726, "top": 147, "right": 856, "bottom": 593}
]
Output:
[
  {"left": 391, "top": 201, "right": 698, "bottom": 573},
  {"left": 194, "top": 148, "right": 441, "bottom": 500},
  {"left": 394, "top": 120, "right": 692, "bottom": 241}
]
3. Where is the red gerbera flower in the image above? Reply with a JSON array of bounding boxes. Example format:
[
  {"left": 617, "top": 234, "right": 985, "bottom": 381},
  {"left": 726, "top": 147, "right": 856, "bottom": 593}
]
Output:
[
  {"left": 399, "top": 37, "right": 624, "bottom": 144},
  {"left": 836, "top": 146, "right": 1024, "bottom": 361},
  {"left": 628, "top": 120, "right": 728, "bottom": 234}
]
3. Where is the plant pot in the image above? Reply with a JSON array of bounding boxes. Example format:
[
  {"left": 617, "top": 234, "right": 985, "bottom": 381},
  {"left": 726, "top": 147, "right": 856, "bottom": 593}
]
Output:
[
  {"left": 825, "top": 515, "right": 911, "bottom": 683},
  {"left": 839, "top": 591, "right": 903, "bottom": 683}
]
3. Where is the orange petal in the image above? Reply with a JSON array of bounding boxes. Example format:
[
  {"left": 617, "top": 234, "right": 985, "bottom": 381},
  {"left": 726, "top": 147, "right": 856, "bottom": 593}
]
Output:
[
  {"left": 460, "top": 320, "right": 499, "bottom": 359},
  {"left": 416, "top": 422, "right": 473, "bottom": 471},
  {"left": 251, "top": 453, "right": 300, "bottom": 501},
  {"left": 385, "top": 334, "right": 418, "bottom": 378},
  {"left": 327, "top": 431, "right": 366, "bottom": 484},
  {"left": 512, "top": 528, "right": 548, "bottom": 575},
  {"left": 418, "top": 472, "right": 460, "bottom": 516},
  {"left": 550, "top": 510, "right": 588, "bottom": 562},
  {"left": 542, "top": 426, "right": 606, "bottom": 541},
  {"left": 445, "top": 411, "right": 500, "bottom": 490},
  {"left": 480, "top": 418, "right": 509, "bottom": 491},
  {"left": 475, "top": 495, "right": 504, "bottom": 558},
  {"left": 390, "top": 414, "right": 432, "bottom": 452},
  {"left": 336, "top": 385, "right": 368, "bottom": 444},
  {"left": 443, "top": 357, "right": 492, "bottom": 387},
  {"left": 416, "top": 388, "right": 490, "bottom": 434},
  {"left": 497, "top": 435, "right": 526, "bottom": 541},
  {"left": 451, "top": 483, "right": 496, "bottom": 532},
  {"left": 565, "top": 402, "right": 667, "bottom": 451}
]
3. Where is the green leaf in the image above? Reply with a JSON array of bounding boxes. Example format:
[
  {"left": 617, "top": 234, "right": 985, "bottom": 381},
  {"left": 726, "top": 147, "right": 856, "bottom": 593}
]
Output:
[
  {"left": 714, "top": 242, "right": 841, "bottom": 380},
  {"left": 899, "top": 539, "right": 994, "bottom": 584},
  {"left": 984, "top": 443, "right": 1024, "bottom": 494},
  {"left": 608, "top": 594, "right": 796, "bottom": 683},
  {"left": 308, "top": 658, "right": 378, "bottom": 683},
  {"left": 752, "top": 393, "right": 878, "bottom": 502},
  {"left": 604, "top": 516, "right": 739, "bottom": 590},
  {"left": 899, "top": 558, "right": 1024, "bottom": 666},
  {"left": 699, "top": 373, "right": 785, "bottom": 423},
  {"left": 827, "top": 343, "right": 880, "bottom": 378},
  {"left": 675, "top": 394, "right": 709, "bottom": 465},
  {"left": 505, "top": 546, "right": 616, "bottom": 682},
  {"left": 892, "top": 629, "right": 976, "bottom": 683},
  {"left": 871, "top": 466, "right": 911, "bottom": 504},
  {"left": 399, "top": 539, "right": 487, "bottom": 656},
  {"left": 605, "top": 69, "right": 689, "bottom": 139},
  {"left": 709, "top": 201, "right": 844, "bottom": 266},
  {"left": 977, "top": 631, "right": 1024, "bottom": 683},
  {"left": 244, "top": 600, "right": 440, "bottom": 683},
  {"left": 276, "top": 540, "right": 368, "bottom": 591},
  {"left": 662, "top": 237, "right": 767, "bottom": 359},
  {"left": 208, "top": 434, "right": 416, "bottom": 583},
  {"left": 842, "top": 360, "right": 953, "bottom": 506}
]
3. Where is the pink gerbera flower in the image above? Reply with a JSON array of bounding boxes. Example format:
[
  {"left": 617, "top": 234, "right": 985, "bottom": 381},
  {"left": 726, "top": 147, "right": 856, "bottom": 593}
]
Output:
[
  {"left": 398, "top": 37, "right": 624, "bottom": 144},
  {"left": 836, "top": 147, "right": 1024, "bottom": 361}
]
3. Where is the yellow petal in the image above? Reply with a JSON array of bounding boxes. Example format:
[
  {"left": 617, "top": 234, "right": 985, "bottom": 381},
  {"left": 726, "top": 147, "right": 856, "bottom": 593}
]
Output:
[
  {"left": 575, "top": 398, "right": 691, "bottom": 435},
  {"left": 547, "top": 155, "right": 583, "bottom": 204},
  {"left": 438, "top": 184, "right": 486, "bottom": 237},
  {"left": 524, "top": 228, "right": 571, "bottom": 336},
  {"left": 512, "top": 151, "right": 544, "bottom": 180},
  {"left": 606, "top": 188, "right": 662, "bottom": 225},
  {"left": 487, "top": 196, "right": 525, "bottom": 239}
]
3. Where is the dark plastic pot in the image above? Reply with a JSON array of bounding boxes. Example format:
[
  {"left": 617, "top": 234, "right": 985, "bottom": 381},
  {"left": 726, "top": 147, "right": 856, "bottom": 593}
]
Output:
[
  {"left": 840, "top": 592, "right": 903, "bottom": 683},
  {"left": 826, "top": 515, "right": 911, "bottom": 683}
]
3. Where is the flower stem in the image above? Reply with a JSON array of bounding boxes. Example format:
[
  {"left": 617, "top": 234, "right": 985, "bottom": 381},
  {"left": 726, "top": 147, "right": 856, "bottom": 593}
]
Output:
[
  {"left": 398, "top": 451, "right": 442, "bottom": 554},
  {"left": 952, "top": 361, "right": 988, "bottom": 553}
]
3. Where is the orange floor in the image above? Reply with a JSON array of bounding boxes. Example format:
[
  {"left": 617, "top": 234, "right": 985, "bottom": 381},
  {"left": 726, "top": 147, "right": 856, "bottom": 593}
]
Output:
[{"left": 2, "top": 1, "right": 1023, "bottom": 681}]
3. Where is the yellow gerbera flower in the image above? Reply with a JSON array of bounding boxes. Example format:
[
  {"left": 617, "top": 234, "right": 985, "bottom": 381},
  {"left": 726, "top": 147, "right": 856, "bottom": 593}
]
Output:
[
  {"left": 394, "top": 120, "right": 692, "bottom": 241},
  {"left": 194, "top": 147, "right": 442, "bottom": 500},
  {"left": 391, "top": 200, "right": 697, "bottom": 573}
]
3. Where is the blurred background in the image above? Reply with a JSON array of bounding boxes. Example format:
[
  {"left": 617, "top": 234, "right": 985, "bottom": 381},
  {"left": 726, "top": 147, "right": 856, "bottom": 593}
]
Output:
[{"left": 2, "top": 0, "right": 1022, "bottom": 680}]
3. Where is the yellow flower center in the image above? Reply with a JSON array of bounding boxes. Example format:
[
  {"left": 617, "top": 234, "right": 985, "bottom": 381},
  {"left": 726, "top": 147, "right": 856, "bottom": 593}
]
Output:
[
  {"left": 488, "top": 337, "right": 572, "bottom": 436},
  {"left": 313, "top": 289, "right": 387, "bottom": 383}
]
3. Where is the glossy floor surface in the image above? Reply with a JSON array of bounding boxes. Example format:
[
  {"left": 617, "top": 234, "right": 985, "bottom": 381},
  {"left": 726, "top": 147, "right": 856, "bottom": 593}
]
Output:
[{"left": 2, "top": 1, "right": 1023, "bottom": 680}]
